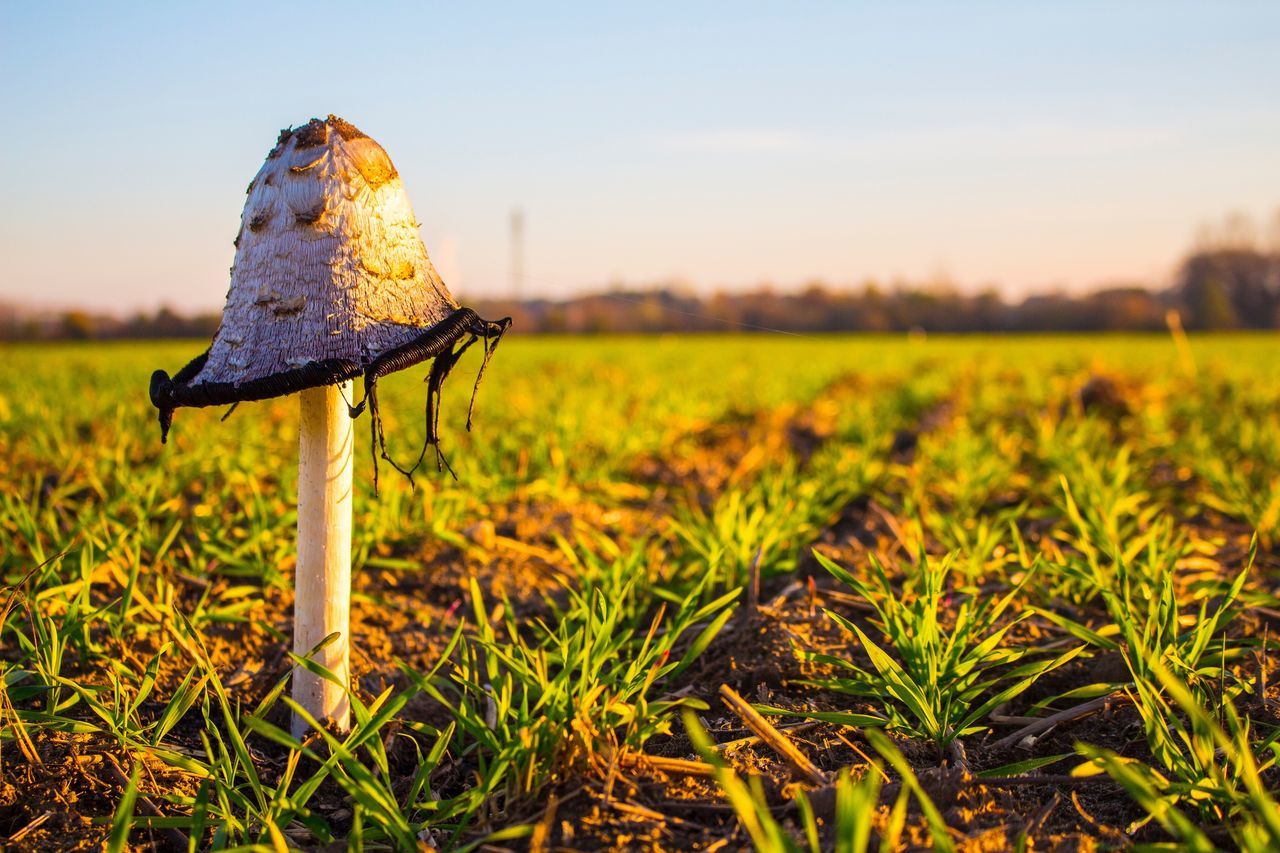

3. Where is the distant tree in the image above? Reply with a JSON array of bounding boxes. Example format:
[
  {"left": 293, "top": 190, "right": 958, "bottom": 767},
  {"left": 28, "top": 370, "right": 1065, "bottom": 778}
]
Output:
[
  {"left": 1091, "top": 288, "right": 1165, "bottom": 331},
  {"left": 61, "top": 310, "right": 94, "bottom": 339},
  {"left": 1267, "top": 208, "right": 1280, "bottom": 253},
  {"left": 542, "top": 307, "right": 568, "bottom": 333},
  {"left": 1182, "top": 276, "right": 1239, "bottom": 330},
  {"left": 970, "top": 289, "right": 1006, "bottom": 331},
  {"left": 192, "top": 313, "right": 221, "bottom": 337},
  {"left": 1178, "top": 249, "right": 1275, "bottom": 329},
  {"left": 153, "top": 306, "right": 186, "bottom": 336}
]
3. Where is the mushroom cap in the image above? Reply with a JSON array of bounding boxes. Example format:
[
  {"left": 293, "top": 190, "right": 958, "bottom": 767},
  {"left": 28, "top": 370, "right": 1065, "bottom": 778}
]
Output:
[
  {"left": 149, "top": 116, "right": 510, "bottom": 443},
  {"left": 202, "top": 115, "right": 457, "bottom": 383}
]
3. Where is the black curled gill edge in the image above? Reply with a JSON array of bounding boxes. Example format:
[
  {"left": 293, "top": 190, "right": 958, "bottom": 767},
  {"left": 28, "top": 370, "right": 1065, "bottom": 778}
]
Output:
[
  {"left": 149, "top": 352, "right": 361, "bottom": 443},
  {"left": 147, "top": 308, "right": 512, "bottom": 491},
  {"left": 351, "top": 311, "right": 512, "bottom": 493}
]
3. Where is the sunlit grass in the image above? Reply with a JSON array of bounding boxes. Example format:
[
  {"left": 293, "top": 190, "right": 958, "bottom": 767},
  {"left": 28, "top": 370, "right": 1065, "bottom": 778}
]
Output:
[{"left": 2, "top": 333, "right": 1278, "bottom": 848}]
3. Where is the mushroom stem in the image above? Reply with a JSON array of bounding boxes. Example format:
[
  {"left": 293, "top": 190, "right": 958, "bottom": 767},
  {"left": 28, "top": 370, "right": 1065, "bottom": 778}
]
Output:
[{"left": 293, "top": 381, "right": 354, "bottom": 737}]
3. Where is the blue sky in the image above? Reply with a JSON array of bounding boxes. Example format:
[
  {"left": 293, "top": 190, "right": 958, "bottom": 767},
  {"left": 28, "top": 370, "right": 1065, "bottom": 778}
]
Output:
[{"left": 2, "top": 1, "right": 1278, "bottom": 311}]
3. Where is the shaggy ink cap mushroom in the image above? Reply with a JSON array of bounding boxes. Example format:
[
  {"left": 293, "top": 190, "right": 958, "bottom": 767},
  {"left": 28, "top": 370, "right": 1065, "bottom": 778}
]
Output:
[
  {"left": 149, "top": 115, "right": 509, "bottom": 736},
  {"left": 149, "top": 115, "right": 510, "bottom": 485}
]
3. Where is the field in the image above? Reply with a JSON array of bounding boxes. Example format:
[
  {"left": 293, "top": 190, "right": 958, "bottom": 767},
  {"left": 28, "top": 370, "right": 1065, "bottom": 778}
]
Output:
[{"left": 2, "top": 332, "right": 1279, "bottom": 851}]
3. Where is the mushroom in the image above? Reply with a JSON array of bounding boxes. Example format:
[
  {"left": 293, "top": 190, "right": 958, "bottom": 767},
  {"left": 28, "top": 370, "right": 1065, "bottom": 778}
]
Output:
[{"left": 150, "top": 115, "right": 509, "bottom": 735}]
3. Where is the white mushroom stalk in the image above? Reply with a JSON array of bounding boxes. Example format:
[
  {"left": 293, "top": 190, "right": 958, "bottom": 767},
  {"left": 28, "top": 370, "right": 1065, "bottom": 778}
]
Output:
[
  {"left": 148, "top": 116, "right": 511, "bottom": 736},
  {"left": 294, "top": 381, "right": 354, "bottom": 735}
]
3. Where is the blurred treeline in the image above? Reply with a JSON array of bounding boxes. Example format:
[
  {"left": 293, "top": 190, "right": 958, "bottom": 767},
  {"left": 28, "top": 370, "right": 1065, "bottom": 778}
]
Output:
[
  {"left": 0, "top": 305, "right": 225, "bottom": 343},
  {"left": 471, "top": 244, "right": 1280, "bottom": 334},
  {"left": 4, "top": 244, "right": 1278, "bottom": 341}
]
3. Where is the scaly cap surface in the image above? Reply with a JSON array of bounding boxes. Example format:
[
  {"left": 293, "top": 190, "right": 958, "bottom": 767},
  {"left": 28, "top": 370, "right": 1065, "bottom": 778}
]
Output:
[{"left": 195, "top": 115, "right": 457, "bottom": 384}]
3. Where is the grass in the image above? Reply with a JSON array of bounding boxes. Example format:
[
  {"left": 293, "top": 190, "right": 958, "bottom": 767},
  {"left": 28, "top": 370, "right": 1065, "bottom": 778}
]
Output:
[
  {"left": 804, "top": 550, "right": 1084, "bottom": 750},
  {"left": 1, "top": 332, "right": 1278, "bottom": 849}
]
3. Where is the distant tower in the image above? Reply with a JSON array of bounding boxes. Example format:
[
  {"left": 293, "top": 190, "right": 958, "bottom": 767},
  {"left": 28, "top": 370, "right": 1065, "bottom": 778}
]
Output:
[{"left": 510, "top": 207, "right": 524, "bottom": 298}]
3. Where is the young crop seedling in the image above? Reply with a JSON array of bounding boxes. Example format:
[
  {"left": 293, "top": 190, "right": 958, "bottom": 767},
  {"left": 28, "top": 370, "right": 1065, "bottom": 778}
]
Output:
[
  {"left": 406, "top": 542, "right": 737, "bottom": 823},
  {"left": 148, "top": 116, "right": 508, "bottom": 734},
  {"left": 803, "top": 549, "right": 1083, "bottom": 751},
  {"left": 1078, "top": 656, "right": 1280, "bottom": 850}
]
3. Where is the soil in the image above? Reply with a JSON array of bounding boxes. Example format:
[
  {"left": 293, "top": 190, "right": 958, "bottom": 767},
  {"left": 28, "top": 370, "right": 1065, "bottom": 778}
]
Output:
[{"left": 1, "top": 369, "right": 1272, "bottom": 852}]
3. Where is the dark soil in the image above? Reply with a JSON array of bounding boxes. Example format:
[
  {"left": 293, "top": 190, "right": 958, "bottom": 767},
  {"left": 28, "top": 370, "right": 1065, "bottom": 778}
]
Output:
[{"left": 2, "top": 369, "right": 1271, "bottom": 852}]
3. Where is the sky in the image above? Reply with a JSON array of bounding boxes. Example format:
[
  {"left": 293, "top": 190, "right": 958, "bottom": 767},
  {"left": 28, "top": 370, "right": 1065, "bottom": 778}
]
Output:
[{"left": 2, "top": 1, "right": 1279, "bottom": 313}]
